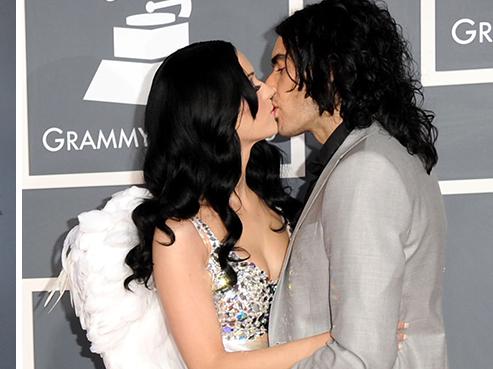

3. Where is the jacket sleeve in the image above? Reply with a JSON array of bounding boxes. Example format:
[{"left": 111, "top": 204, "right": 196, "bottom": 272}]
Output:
[{"left": 292, "top": 150, "right": 412, "bottom": 369}]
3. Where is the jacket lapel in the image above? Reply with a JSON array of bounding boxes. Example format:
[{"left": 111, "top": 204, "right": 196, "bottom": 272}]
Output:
[{"left": 279, "top": 124, "right": 380, "bottom": 279}]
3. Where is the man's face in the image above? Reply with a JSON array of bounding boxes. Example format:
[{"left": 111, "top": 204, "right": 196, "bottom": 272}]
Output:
[{"left": 265, "top": 37, "right": 321, "bottom": 138}]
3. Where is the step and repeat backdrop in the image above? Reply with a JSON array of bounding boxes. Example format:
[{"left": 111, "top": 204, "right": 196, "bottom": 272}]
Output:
[
  {"left": 21, "top": 1, "right": 492, "bottom": 368},
  {"left": 0, "top": 1, "right": 15, "bottom": 369}
]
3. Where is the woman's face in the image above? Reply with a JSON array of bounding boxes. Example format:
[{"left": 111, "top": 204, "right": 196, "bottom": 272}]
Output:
[{"left": 236, "top": 51, "right": 278, "bottom": 145}]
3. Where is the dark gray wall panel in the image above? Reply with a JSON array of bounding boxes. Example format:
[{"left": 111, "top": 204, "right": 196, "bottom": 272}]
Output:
[
  {"left": 0, "top": 1, "right": 16, "bottom": 369},
  {"left": 443, "top": 194, "right": 493, "bottom": 368},
  {"left": 429, "top": 84, "right": 493, "bottom": 180},
  {"left": 23, "top": 186, "right": 127, "bottom": 278},
  {"left": 33, "top": 293, "right": 104, "bottom": 369}
]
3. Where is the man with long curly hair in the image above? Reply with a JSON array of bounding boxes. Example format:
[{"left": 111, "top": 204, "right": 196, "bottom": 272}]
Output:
[{"left": 266, "top": 1, "right": 448, "bottom": 368}]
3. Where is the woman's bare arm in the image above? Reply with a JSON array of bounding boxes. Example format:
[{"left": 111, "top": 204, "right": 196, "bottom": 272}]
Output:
[{"left": 152, "top": 219, "right": 331, "bottom": 369}]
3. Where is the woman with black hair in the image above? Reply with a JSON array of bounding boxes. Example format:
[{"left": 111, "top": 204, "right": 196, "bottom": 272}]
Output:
[{"left": 122, "top": 40, "right": 332, "bottom": 368}]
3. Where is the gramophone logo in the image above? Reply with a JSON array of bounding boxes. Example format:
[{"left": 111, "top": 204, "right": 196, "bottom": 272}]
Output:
[{"left": 84, "top": 0, "right": 192, "bottom": 105}]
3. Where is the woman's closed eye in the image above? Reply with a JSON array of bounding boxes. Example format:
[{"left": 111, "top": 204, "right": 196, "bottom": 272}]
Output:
[
  {"left": 249, "top": 76, "right": 262, "bottom": 91},
  {"left": 247, "top": 72, "right": 261, "bottom": 91}
]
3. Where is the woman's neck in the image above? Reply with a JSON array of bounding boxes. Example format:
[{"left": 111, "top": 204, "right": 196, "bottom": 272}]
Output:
[{"left": 232, "top": 143, "right": 257, "bottom": 211}]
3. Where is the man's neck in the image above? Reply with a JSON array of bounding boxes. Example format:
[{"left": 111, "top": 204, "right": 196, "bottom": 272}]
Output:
[{"left": 310, "top": 109, "right": 344, "bottom": 144}]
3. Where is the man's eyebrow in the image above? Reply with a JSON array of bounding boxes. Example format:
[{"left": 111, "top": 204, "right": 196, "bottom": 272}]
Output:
[{"left": 271, "top": 53, "right": 286, "bottom": 66}]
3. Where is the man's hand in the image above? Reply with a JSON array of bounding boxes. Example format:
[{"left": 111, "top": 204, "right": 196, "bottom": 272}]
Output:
[{"left": 397, "top": 321, "right": 409, "bottom": 350}]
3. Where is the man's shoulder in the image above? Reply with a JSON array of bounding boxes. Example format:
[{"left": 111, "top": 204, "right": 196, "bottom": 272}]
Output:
[
  {"left": 328, "top": 122, "right": 441, "bottom": 199},
  {"left": 345, "top": 122, "right": 424, "bottom": 174}
]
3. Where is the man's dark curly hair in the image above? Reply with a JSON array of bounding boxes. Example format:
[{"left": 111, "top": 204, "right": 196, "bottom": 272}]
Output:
[{"left": 276, "top": 0, "right": 438, "bottom": 173}]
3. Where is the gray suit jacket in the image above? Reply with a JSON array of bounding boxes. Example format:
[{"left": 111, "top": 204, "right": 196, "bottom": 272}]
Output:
[{"left": 269, "top": 123, "right": 448, "bottom": 369}]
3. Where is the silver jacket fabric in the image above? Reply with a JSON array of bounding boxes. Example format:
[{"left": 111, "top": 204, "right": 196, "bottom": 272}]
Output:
[{"left": 269, "top": 123, "right": 448, "bottom": 369}]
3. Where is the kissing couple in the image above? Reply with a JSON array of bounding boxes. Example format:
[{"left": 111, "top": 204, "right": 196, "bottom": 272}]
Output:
[{"left": 55, "top": 1, "right": 448, "bottom": 368}]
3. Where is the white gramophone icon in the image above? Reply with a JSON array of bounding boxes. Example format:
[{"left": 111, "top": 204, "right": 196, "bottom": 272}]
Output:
[{"left": 84, "top": 0, "right": 192, "bottom": 105}]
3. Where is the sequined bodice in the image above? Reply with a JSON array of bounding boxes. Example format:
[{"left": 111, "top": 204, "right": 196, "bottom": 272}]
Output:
[{"left": 191, "top": 217, "right": 277, "bottom": 351}]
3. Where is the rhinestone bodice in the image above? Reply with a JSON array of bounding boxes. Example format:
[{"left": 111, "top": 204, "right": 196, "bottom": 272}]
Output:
[{"left": 191, "top": 217, "right": 277, "bottom": 351}]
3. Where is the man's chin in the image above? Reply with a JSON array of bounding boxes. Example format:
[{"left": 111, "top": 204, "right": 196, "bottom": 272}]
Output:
[{"left": 277, "top": 125, "right": 299, "bottom": 138}]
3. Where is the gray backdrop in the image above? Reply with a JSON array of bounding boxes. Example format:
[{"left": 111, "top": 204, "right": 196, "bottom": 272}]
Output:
[
  {"left": 0, "top": 1, "right": 16, "bottom": 369},
  {"left": 22, "top": 0, "right": 493, "bottom": 368}
]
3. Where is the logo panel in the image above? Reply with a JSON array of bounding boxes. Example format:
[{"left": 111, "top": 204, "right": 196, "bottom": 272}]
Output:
[
  {"left": 22, "top": 0, "right": 305, "bottom": 189},
  {"left": 421, "top": 0, "right": 493, "bottom": 86},
  {"left": 436, "top": 0, "right": 493, "bottom": 72}
]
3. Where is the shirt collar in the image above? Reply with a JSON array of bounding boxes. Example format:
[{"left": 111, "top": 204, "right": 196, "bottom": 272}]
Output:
[{"left": 307, "top": 121, "right": 353, "bottom": 178}]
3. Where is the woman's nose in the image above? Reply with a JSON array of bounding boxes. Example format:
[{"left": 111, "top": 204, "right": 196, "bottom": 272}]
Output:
[{"left": 264, "top": 81, "right": 276, "bottom": 98}]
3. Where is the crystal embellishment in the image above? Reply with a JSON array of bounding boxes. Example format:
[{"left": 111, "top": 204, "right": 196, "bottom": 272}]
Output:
[{"left": 191, "top": 217, "right": 277, "bottom": 342}]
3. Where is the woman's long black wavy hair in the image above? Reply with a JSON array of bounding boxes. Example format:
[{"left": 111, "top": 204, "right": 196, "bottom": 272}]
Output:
[
  {"left": 276, "top": 0, "right": 438, "bottom": 173},
  {"left": 124, "top": 41, "right": 300, "bottom": 289}
]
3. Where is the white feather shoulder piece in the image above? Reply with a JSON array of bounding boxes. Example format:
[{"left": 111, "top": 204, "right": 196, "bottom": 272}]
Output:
[{"left": 47, "top": 186, "right": 188, "bottom": 369}]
